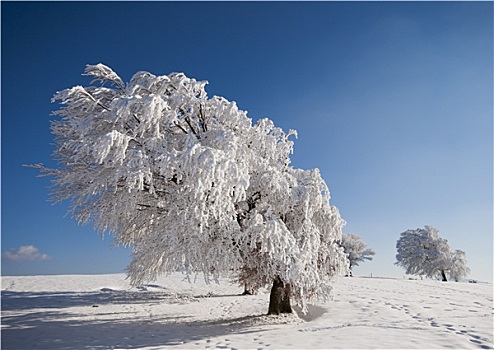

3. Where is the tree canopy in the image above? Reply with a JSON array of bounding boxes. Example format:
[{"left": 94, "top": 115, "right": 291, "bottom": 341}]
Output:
[
  {"left": 395, "top": 226, "right": 469, "bottom": 281},
  {"left": 34, "top": 64, "right": 349, "bottom": 312},
  {"left": 340, "top": 233, "right": 375, "bottom": 271}
]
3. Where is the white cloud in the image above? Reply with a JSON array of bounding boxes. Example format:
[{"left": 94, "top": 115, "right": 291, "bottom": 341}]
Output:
[{"left": 2, "top": 245, "right": 52, "bottom": 262}]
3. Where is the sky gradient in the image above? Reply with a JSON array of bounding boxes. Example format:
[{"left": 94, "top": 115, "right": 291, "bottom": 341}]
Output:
[{"left": 2, "top": 2, "right": 492, "bottom": 282}]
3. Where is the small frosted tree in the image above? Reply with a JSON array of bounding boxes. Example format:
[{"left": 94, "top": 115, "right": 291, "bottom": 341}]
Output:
[
  {"left": 339, "top": 233, "right": 375, "bottom": 275},
  {"left": 395, "top": 226, "right": 469, "bottom": 282},
  {"left": 33, "top": 64, "right": 349, "bottom": 315},
  {"left": 449, "top": 249, "right": 470, "bottom": 282}
]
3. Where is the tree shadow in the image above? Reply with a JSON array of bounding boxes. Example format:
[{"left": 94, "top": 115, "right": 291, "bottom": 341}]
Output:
[
  {"left": 292, "top": 304, "right": 327, "bottom": 322},
  {"left": 1, "top": 290, "right": 269, "bottom": 349},
  {"left": 1, "top": 288, "right": 197, "bottom": 311}
]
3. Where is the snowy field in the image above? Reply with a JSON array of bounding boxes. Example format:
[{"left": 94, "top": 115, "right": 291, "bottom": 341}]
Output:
[{"left": 1, "top": 273, "right": 493, "bottom": 350}]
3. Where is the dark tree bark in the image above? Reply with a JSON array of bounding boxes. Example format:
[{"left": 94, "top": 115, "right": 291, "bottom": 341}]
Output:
[
  {"left": 267, "top": 276, "right": 292, "bottom": 315},
  {"left": 440, "top": 269, "right": 448, "bottom": 282},
  {"left": 242, "top": 283, "right": 253, "bottom": 295}
]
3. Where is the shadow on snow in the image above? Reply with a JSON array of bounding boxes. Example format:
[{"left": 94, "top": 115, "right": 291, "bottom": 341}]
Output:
[{"left": 1, "top": 289, "right": 268, "bottom": 349}]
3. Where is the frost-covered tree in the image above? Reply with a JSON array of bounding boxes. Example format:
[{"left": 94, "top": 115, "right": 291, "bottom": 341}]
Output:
[
  {"left": 33, "top": 64, "right": 349, "bottom": 314},
  {"left": 339, "top": 233, "right": 375, "bottom": 274},
  {"left": 396, "top": 226, "right": 451, "bottom": 281},
  {"left": 395, "top": 226, "right": 469, "bottom": 282},
  {"left": 449, "top": 249, "right": 470, "bottom": 282}
]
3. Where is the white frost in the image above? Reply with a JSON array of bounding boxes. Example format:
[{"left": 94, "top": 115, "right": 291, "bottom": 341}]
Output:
[{"left": 37, "top": 64, "right": 350, "bottom": 311}]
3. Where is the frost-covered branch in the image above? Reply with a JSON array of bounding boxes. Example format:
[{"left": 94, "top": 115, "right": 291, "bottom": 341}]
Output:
[{"left": 84, "top": 63, "right": 125, "bottom": 91}]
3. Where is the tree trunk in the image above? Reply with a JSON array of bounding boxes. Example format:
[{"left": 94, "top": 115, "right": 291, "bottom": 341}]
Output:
[
  {"left": 267, "top": 276, "right": 292, "bottom": 315},
  {"left": 242, "top": 283, "right": 253, "bottom": 295},
  {"left": 440, "top": 269, "right": 448, "bottom": 282}
]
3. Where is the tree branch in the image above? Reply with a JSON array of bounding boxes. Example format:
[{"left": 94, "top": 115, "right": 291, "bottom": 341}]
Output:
[
  {"left": 174, "top": 121, "right": 189, "bottom": 135},
  {"left": 199, "top": 104, "right": 208, "bottom": 132},
  {"left": 184, "top": 116, "right": 200, "bottom": 139},
  {"left": 80, "top": 88, "right": 111, "bottom": 112}
]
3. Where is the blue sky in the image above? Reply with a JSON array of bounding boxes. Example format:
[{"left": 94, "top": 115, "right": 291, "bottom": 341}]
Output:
[{"left": 2, "top": 2, "right": 492, "bottom": 282}]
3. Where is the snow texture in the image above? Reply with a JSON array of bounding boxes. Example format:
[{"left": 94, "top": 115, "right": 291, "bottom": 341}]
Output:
[{"left": 1, "top": 273, "right": 492, "bottom": 349}]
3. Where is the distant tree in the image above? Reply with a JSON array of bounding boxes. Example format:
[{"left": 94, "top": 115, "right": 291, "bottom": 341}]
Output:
[
  {"left": 33, "top": 64, "right": 349, "bottom": 315},
  {"left": 339, "top": 233, "right": 375, "bottom": 275},
  {"left": 449, "top": 249, "right": 470, "bottom": 282},
  {"left": 395, "top": 226, "right": 469, "bottom": 282}
]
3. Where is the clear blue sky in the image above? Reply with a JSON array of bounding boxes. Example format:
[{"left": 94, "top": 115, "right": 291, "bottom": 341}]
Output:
[{"left": 2, "top": 2, "right": 492, "bottom": 282}]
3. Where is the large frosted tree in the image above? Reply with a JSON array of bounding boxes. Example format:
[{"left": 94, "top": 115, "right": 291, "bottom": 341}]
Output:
[
  {"left": 34, "top": 64, "right": 349, "bottom": 314},
  {"left": 395, "top": 226, "right": 469, "bottom": 282}
]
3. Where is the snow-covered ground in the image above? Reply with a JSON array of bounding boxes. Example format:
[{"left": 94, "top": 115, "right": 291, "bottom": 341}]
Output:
[{"left": 1, "top": 273, "right": 492, "bottom": 349}]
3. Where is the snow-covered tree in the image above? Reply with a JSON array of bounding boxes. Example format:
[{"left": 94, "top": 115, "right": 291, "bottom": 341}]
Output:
[
  {"left": 395, "top": 226, "right": 469, "bottom": 282},
  {"left": 449, "top": 249, "right": 470, "bottom": 282},
  {"left": 339, "top": 233, "right": 375, "bottom": 274},
  {"left": 33, "top": 64, "right": 349, "bottom": 314}
]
